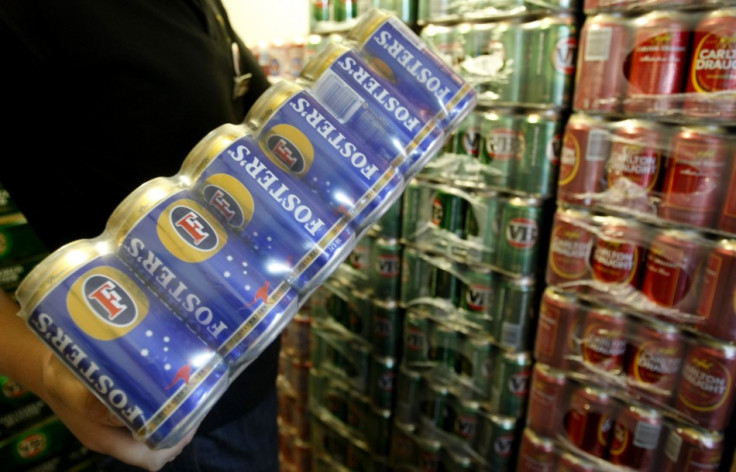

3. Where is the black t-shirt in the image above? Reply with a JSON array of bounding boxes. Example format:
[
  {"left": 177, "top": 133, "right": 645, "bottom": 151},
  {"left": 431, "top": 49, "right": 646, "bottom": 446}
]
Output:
[{"left": 0, "top": 0, "right": 278, "bottom": 431}]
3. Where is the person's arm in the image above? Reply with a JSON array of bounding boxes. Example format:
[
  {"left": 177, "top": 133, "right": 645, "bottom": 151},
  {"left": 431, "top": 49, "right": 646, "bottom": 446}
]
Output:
[{"left": 0, "top": 289, "right": 193, "bottom": 471}]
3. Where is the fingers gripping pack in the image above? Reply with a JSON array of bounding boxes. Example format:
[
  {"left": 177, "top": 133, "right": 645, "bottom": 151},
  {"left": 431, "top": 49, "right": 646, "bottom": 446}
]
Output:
[{"left": 13, "top": 9, "right": 476, "bottom": 449}]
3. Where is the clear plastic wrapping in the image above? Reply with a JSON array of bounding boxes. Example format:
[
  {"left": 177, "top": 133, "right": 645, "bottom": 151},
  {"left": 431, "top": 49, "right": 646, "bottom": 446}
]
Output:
[
  {"left": 573, "top": 7, "right": 736, "bottom": 124},
  {"left": 13, "top": 8, "right": 476, "bottom": 449}
]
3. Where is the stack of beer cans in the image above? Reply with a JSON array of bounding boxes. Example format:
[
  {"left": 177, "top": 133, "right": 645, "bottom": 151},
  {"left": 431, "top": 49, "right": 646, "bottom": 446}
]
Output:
[
  {"left": 13, "top": 8, "right": 476, "bottom": 454},
  {"left": 525, "top": 1, "right": 736, "bottom": 470},
  {"left": 387, "top": 1, "right": 580, "bottom": 470}
]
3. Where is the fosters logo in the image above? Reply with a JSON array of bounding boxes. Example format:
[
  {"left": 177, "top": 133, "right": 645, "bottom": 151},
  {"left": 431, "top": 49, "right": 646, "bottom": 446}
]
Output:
[
  {"left": 157, "top": 199, "right": 227, "bottom": 264},
  {"left": 200, "top": 174, "right": 255, "bottom": 231},
  {"left": 68, "top": 266, "right": 149, "bottom": 340},
  {"left": 261, "top": 124, "right": 314, "bottom": 177}
]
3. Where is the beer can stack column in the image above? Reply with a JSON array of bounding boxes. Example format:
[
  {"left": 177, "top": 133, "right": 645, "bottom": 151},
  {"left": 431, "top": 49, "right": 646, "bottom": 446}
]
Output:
[
  {"left": 12, "top": 8, "right": 475, "bottom": 453},
  {"left": 284, "top": 200, "right": 405, "bottom": 472},
  {"left": 387, "top": 0, "right": 580, "bottom": 470},
  {"left": 522, "top": 1, "right": 736, "bottom": 470}
]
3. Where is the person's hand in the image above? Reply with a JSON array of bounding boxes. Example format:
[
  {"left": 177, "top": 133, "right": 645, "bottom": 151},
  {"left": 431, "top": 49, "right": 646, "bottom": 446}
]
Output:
[
  {"left": 0, "top": 290, "right": 194, "bottom": 471},
  {"left": 38, "top": 348, "right": 196, "bottom": 471}
]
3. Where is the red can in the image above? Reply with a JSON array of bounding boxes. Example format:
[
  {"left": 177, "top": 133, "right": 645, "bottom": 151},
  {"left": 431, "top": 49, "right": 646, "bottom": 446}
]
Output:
[
  {"left": 641, "top": 230, "right": 704, "bottom": 315},
  {"left": 718, "top": 150, "right": 736, "bottom": 234},
  {"left": 661, "top": 426, "right": 724, "bottom": 472},
  {"left": 535, "top": 288, "right": 581, "bottom": 370},
  {"left": 558, "top": 114, "right": 611, "bottom": 206},
  {"left": 573, "top": 13, "right": 631, "bottom": 113},
  {"left": 580, "top": 307, "right": 627, "bottom": 374},
  {"left": 696, "top": 239, "right": 736, "bottom": 341},
  {"left": 675, "top": 339, "right": 736, "bottom": 431},
  {"left": 526, "top": 363, "right": 568, "bottom": 438},
  {"left": 624, "top": 318, "right": 684, "bottom": 405},
  {"left": 557, "top": 451, "right": 596, "bottom": 472},
  {"left": 606, "top": 120, "right": 668, "bottom": 201},
  {"left": 517, "top": 428, "right": 558, "bottom": 472},
  {"left": 564, "top": 386, "right": 616, "bottom": 458},
  {"left": 609, "top": 404, "right": 664, "bottom": 470},
  {"left": 590, "top": 216, "right": 646, "bottom": 288},
  {"left": 624, "top": 11, "right": 691, "bottom": 114},
  {"left": 546, "top": 208, "right": 594, "bottom": 289},
  {"left": 659, "top": 126, "right": 730, "bottom": 228},
  {"left": 685, "top": 9, "right": 736, "bottom": 120}
]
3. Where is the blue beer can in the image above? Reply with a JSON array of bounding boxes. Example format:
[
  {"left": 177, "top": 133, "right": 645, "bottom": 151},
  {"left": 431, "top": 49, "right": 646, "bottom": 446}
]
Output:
[
  {"left": 180, "top": 126, "right": 356, "bottom": 296},
  {"left": 15, "top": 238, "right": 230, "bottom": 448},
  {"left": 105, "top": 177, "right": 299, "bottom": 370},
  {"left": 300, "top": 42, "right": 446, "bottom": 180},
  {"left": 243, "top": 80, "right": 405, "bottom": 236},
  {"left": 346, "top": 8, "right": 477, "bottom": 132}
]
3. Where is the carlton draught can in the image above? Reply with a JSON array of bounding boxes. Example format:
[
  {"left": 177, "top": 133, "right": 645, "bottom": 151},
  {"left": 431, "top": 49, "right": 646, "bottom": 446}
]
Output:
[
  {"left": 15, "top": 238, "right": 230, "bottom": 448},
  {"left": 546, "top": 208, "right": 593, "bottom": 290},
  {"left": 698, "top": 239, "right": 736, "bottom": 341},
  {"left": 674, "top": 338, "right": 736, "bottom": 431},
  {"left": 685, "top": 9, "right": 736, "bottom": 120},
  {"left": 608, "top": 404, "right": 663, "bottom": 470},
  {"left": 243, "top": 80, "right": 404, "bottom": 235},
  {"left": 661, "top": 426, "right": 723, "bottom": 472},
  {"left": 105, "top": 177, "right": 299, "bottom": 370},
  {"left": 181, "top": 129, "right": 356, "bottom": 295},
  {"left": 573, "top": 13, "right": 631, "bottom": 113},
  {"left": 300, "top": 42, "right": 447, "bottom": 179},
  {"left": 347, "top": 8, "right": 477, "bottom": 131},
  {"left": 624, "top": 11, "right": 690, "bottom": 114},
  {"left": 659, "top": 126, "right": 730, "bottom": 229},
  {"left": 557, "top": 113, "right": 611, "bottom": 206}
]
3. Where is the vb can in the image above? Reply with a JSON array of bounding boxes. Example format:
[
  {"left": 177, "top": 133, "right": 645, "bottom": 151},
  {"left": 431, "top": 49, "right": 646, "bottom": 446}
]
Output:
[
  {"left": 461, "top": 21, "right": 525, "bottom": 107},
  {"left": 514, "top": 110, "right": 564, "bottom": 198},
  {"left": 464, "top": 190, "right": 501, "bottom": 265},
  {"left": 573, "top": 13, "right": 631, "bottom": 113},
  {"left": 474, "top": 411, "right": 519, "bottom": 471},
  {"left": 495, "top": 197, "right": 543, "bottom": 276},
  {"left": 523, "top": 15, "right": 578, "bottom": 109},
  {"left": 106, "top": 177, "right": 299, "bottom": 368},
  {"left": 608, "top": 404, "right": 664, "bottom": 470},
  {"left": 546, "top": 208, "right": 593, "bottom": 290},
  {"left": 300, "top": 42, "right": 447, "bottom": 178},
  {"left": 675, "top": 338, "right": 736, "bottom": 431},
  {"left": 659, "top": 126, "right": 730, "bottom": 229},
  {"left": 459, "top": 266, "right": 497, "bottom": 331},
  {"left": 370, "top": 238, "right": 402, "bottom": 300},
  {"left": 661, "top": 426, "right": 724, "bottom": 472},
  {"left": 491, "top": 351, "right": 532, "bottom": 418},
  {"left": 557, "top": 113, "right": 611, "bottom": 206},
  {"left": 371, "top": 300, "right": 403, "bottom": 358},
  {"left": 684, "top": 9, "right": 736, "bottom": 120},
  {"left": 431, "top": 188, "right": 467, "bottom": 238},
  {"left": 347, "top": 8, "right": 477, "bottom": 130},
  {"left": 244, "top": 79, "right": 404, "bottom": 234},
  {"left": 479, "top": 109, "right": 522, "bottom": 190},
  {"left": 492, "top": 276, "right": 537, "bottom": 351},
  {"left": 624, "top": 11, "right": 691, "bottom": 114},
  {"left": 181, "top": 129, "right": 356, "bottom": 294},
  {"left": 15, "top": 238, "right": 229, "bottom": 449},
  {"left": 697, "top": 239, "right": 736, "bottom": 341},
  {"left": 451, "top": 111, "right": 482, "bottom": 159}
]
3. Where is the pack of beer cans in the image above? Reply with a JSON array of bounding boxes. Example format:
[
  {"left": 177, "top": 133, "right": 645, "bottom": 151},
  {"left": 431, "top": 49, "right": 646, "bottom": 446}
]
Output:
[
  {"left": 13, "top": 8, "right": 476, "bottom": 449},
  {"left": 574, "top": 5, "right": 736, "bottom": 124}
]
